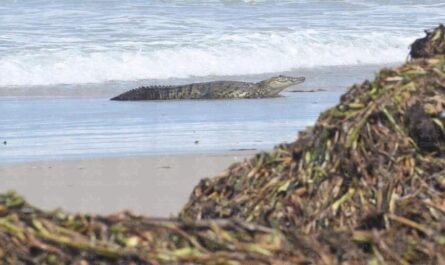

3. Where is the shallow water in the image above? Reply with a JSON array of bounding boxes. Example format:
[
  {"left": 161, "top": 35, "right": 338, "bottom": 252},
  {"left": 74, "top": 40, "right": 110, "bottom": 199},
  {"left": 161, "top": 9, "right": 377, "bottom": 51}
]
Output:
[
  {"left": 0, "top": 62, "right": 385, "bottom": 163},
  {"left": 0, "top": 91, "right": 342, "bottom": 163}
]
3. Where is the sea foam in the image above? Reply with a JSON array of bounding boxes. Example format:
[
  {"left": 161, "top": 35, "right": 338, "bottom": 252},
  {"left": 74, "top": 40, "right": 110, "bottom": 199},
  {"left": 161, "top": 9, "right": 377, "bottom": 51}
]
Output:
[
  {"left": 1, "top": 0, "right": 444, "bottom": 87},
  {"left": 0, "top": 31, "right": 413, "bottom": 87}
]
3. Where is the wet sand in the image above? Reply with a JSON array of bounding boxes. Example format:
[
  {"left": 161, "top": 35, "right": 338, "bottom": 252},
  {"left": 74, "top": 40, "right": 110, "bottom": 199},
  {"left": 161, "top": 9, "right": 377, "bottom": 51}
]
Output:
[{"left": 0, "top": 152, "right": 254, "bottom": 217}]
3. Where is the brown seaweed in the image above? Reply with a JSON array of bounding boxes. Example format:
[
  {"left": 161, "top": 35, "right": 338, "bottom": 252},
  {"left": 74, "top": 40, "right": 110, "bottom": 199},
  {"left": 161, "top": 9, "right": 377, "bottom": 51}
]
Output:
[
  {"left": 410, "top": 24, "right": 445, "bottom": 59},
  {"left": 0, "top": 191, "right": 312, "bottom": 264},
  {"left": 181, "top": 26, "right": 445, "bottom": 263}
]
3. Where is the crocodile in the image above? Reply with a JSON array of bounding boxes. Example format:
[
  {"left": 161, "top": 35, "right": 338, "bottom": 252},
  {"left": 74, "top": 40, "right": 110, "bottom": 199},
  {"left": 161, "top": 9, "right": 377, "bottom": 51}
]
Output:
[{"left": 110, "top": 75, "right": 305, "bottom": 101}]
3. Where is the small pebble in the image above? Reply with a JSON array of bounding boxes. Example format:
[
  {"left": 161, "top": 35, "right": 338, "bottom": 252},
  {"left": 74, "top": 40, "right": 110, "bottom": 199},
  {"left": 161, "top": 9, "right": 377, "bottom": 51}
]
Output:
[
  {"left": 194, "top": 140, "right": 199, "bottom": 144},
  {"left": 3, "top": 141, "right": 6, "bottom": 145}
]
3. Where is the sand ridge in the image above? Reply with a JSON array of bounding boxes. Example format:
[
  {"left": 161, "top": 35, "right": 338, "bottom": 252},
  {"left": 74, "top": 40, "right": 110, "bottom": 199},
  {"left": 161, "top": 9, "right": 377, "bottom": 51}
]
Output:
[{"left": 0, "top": 152, "right": 254, "bottom": 216}]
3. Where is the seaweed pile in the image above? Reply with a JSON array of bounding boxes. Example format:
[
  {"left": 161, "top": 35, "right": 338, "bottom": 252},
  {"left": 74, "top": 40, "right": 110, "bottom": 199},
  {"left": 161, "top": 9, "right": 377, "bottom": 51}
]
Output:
[
  {"left": 0, "top": 192, "right": 309, "bottom": 264},
  {"left": 1, "top": 26, "right": 445, "bottom": 264},
  {"left": 410, "top": 24, "right": 445, "bottom": 59},
  {"left": 181, "top": 25, "right": 445, "bottom": 262}
]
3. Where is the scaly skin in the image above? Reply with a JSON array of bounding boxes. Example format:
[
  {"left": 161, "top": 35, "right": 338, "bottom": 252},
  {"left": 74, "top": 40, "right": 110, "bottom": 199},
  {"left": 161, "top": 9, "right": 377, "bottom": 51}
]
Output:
[{"left": 110, "top": 75, "right": 305, "bottom": 100}]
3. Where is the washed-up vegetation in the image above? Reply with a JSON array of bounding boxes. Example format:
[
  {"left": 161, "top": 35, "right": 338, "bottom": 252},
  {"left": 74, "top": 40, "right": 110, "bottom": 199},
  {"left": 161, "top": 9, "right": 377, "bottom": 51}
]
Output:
[
  {"left": 1, "top": 25, "right": 445, "bottom": 264},
  {"left": 410, "top": 24, "right": 445, "bottom": 59},
  {"left": 0, "top": 191, "right": 309, "bottom": 264},
  {"left": 182, "top": 25, "right": 445, "bottom": 263}
]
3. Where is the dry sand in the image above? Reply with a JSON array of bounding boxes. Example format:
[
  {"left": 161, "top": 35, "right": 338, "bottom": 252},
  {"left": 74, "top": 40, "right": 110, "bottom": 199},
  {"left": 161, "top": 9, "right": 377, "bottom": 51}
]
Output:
[{"left": 0, "top": 152, "right": 254, "bottom": 217}]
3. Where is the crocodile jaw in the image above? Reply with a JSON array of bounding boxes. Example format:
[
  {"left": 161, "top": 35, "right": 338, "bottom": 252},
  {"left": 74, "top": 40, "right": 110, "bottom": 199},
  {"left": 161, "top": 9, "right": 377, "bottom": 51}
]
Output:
[{"left": 261, "top": 76, "right": 306, "bottom": 96}]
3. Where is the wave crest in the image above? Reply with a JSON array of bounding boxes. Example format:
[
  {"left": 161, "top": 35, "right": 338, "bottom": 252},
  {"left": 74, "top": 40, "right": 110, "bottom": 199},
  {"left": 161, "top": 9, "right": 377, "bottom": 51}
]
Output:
[{"left": 0, "top": 31, "right": 413, "bottom": 86}]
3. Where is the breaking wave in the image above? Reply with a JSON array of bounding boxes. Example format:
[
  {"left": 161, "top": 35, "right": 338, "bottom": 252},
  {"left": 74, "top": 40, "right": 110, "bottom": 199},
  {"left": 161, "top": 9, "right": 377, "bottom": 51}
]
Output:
[{"left": 0, "top": 31, "right": 413, "bottom": 87}]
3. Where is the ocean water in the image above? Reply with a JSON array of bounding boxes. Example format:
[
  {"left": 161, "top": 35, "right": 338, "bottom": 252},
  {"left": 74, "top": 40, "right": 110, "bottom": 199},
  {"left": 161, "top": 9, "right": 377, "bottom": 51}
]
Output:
[
  {"left": 1, "top": 0, "right": 445, "bottom": 162},
  {"left": 0, "top": 0, "right": 444, "bottom": 87}
]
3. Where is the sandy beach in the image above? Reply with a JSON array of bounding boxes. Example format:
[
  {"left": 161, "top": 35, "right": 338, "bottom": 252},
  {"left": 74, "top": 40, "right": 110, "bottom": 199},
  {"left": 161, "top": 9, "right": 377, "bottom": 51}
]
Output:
[{"left": 0, "top": 151, "right": 254, "bottom": 217}]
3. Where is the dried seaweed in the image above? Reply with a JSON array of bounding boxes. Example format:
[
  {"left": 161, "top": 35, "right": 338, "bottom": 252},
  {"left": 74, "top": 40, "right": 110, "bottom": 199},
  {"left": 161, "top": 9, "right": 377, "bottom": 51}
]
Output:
[
  {"left": 181, "top": 26, "right": 445, "bottom": 263},
  {"left": 0, "top": 192, "right": 312, "bottom": 264},
  {"left": 411, "top": 24, "right": 445, "bottom": 58}
]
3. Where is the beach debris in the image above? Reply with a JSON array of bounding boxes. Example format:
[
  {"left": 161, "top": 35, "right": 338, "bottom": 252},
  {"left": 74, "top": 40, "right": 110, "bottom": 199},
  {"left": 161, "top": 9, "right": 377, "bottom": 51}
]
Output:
[
  {"left": 1, "top": 25, "right": 445, "bottom": 264},
  {"left": 289, "top": 88, "right": 327, "bottom": 93},
  {"left": 410, "top": 24, "right": 445, "bottom": 58},
  {"left": 181, "top": 25, "right": 445, "bottom": 263},
  {"left": 229, "top": 148, "right": 257, "bottom": 152},
  {"left": 0, "top": 192, "right": 312, "bottom": 264}
]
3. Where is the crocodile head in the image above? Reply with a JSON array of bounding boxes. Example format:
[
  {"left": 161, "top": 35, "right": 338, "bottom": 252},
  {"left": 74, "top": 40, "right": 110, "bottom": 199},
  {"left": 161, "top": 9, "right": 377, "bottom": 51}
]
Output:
[{"left": 258, "top": 75, "right": 305, "bottom": 96}]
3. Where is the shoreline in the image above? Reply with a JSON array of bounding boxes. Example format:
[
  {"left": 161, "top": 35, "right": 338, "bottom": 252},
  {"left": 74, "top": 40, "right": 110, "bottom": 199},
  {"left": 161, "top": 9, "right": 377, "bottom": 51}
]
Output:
[
  {"left": 0, "top": 63, "right": 394, "bottom": 98},
  {"left": 0, "top": 151, "right": 255, "bottom": 217},
  {"left": 0, "top": 148, "right": 260, "bottom": 165}
]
